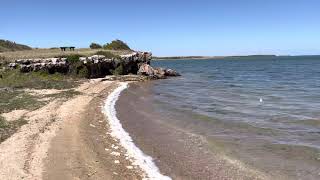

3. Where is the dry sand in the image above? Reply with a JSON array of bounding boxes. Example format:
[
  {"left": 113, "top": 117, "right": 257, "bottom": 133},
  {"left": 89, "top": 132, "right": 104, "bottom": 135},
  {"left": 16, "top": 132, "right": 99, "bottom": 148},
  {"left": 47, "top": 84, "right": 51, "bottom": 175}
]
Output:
[{"left": 0, "top": 80, "right": 144, "bottom": 180}]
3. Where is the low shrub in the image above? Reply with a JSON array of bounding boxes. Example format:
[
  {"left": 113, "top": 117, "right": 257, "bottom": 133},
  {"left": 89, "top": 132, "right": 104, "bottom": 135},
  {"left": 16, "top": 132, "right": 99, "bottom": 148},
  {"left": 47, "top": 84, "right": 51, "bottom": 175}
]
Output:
[
  {"left": 113, "top": 63, "right": 125, "bottom": 75},
  {"left": 90, "top": 43, "right": 102, "bottom": 49},
  {"left": 76, "top": 64, "right": 89, "bottom": 78},
  {"left": 95, "top": 51, "right": 120, "bottom": 59},
  {"left": 64, "top": 54, "right": 83, "bottom": 63}
]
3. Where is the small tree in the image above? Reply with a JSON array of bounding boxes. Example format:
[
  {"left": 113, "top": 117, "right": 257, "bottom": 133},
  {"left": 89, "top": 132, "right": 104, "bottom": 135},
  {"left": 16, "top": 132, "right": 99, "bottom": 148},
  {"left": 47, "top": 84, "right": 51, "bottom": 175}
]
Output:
[{"left": 90, "top": 43, "right": 102, "bottom": 49}]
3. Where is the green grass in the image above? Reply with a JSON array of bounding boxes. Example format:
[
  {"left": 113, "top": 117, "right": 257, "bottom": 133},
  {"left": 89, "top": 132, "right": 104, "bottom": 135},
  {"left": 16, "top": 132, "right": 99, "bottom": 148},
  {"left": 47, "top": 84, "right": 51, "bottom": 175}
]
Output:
[
  {"left": 0, "top": 89, "right": 32, "bottom": 143},
  {"left": 0, "top": 74, "right": 81, "bottom": 143},
  {"left": 0, "top": 39, "right": 32, "bottom": 52},
  {"left": 0, "top": 69, "right": 79, "bottom": 89},
  {"left": 95, "top": 50, "right": 121, "bottom": 59},
  {"left": 0, "top": 90, "right": 45, "bottom": 114},
  {"left": 45, "top": 89, "right": 82, "bottom": 100},
  {"left": 0, "top": 116, "right": 7, "bottom": 129},
  {"left": 0, "top": 116, "right": 28, "bottom": 142},
  {"left": 0, "top": 48, "right": 132, "bottom": 63}
]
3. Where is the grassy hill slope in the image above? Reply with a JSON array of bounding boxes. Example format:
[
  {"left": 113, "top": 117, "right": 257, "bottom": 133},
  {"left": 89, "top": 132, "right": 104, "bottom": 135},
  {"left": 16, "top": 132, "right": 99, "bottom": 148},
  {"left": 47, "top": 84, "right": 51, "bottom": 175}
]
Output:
[{"left": 0, "top": 40, "right": 32, "bottom": 52}]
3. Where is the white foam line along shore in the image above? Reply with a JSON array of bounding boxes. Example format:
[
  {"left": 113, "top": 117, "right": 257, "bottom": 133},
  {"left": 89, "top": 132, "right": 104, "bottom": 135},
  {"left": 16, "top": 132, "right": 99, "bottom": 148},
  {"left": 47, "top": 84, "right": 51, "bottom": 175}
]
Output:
[{"left": 103, "top": 82, "right": 171, "bottom": 180}]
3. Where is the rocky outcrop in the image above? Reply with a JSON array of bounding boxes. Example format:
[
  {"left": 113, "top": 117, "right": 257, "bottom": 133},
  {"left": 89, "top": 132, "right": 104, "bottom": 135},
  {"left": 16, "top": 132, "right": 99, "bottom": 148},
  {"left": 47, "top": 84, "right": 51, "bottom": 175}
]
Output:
[
  {"left": 120, "top": 52, "right": 151, "bottom": 62},
  {"left": 163, "top": 68, "right": 181, "bottom": 77},
  {"left": 137, "top": 64, "right": 180, "bottom": 79},
  {"left": 9, "top": 58, "right": 69, "bottom": 73},
  {"left": 7, "top": 51, "right": 180, "bottom": 80},
  {"left": 137, "top": 63, "right": 155, "bottom": 76}
]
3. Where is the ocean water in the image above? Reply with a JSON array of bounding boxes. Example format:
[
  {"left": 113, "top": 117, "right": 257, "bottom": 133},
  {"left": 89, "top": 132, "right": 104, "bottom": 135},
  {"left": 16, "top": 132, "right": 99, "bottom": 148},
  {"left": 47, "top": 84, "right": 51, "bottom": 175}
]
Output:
[{"left": 151, "top": 56, "right": 320, "bottom": 179}]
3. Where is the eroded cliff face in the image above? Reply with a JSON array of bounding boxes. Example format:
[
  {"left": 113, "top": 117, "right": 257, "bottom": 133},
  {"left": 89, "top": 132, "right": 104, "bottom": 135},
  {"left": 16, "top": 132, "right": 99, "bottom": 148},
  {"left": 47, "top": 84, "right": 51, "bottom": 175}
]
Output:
[{"left": 6, "top": 51, "right": 180, "bottom": 80}]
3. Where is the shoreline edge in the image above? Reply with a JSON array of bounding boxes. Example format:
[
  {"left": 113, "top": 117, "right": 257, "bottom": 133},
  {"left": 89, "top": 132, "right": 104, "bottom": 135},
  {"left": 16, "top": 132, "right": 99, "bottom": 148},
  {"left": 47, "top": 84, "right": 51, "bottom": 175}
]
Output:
[{"left": 102, "top": 82, "right": 171, "bottom": 180}]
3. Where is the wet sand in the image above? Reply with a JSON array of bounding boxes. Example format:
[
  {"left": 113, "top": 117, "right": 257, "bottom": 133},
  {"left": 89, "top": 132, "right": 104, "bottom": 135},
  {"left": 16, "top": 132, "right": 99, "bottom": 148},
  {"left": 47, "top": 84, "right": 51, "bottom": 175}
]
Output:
[{"left": 117, "top": 83, "right": 267, "bottom": 180}]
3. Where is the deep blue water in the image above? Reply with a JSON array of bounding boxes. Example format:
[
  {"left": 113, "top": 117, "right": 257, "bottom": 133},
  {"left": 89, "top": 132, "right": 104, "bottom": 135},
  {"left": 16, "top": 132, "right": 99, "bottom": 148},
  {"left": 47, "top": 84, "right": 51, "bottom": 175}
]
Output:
[{"left": 152, "top": 56, "right": 320, "bottom": 179}]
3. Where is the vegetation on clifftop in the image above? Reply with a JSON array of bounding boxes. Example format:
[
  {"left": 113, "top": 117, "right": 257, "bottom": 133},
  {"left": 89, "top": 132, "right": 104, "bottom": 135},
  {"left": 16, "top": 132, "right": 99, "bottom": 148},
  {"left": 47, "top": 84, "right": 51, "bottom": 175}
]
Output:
[
  {"left": 103, "top": 40, "right": 131, "bottom": 50},
  {"left": 95, "top": 51, "right": 121, "bottom": 59},
  {"left": 0, "top": 39, "right": 32, "bottom": 52},
  {"left": 90, "top": 43, "right": 102, "bottom": 49}
]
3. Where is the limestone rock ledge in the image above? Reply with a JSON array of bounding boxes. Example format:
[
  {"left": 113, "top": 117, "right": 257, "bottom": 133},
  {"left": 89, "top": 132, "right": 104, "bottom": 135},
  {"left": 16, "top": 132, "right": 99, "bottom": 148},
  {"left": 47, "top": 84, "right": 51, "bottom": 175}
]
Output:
[{"left": 6, "top": 51, "right": 180, "bottom": 80}]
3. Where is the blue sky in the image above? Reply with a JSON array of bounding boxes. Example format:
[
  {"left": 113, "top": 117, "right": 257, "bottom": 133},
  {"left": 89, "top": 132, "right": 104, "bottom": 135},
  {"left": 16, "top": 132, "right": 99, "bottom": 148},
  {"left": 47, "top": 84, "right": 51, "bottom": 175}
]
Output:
[{"left": 1, "top": 0, "right": 320, "bottom": 56}]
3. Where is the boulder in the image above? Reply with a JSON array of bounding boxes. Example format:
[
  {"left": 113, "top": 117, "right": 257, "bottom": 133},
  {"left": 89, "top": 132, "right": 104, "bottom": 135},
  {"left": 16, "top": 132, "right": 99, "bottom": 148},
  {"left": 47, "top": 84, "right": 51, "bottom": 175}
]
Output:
[
  {"left": 16, "top": 59, "right": 31, "bottom": 65},
  {"left": 137, "top": 63, "right": 155, "bottom": 76},
  {"left": 33, "top": 59, "right": 41, "bottom": 63},
  {"left": 20, "top": 65, "right": 32, "bottom": 72},
  {"left": 153, "top": 67, "right": 166, "bottom": 79},
  {"left": 137, "top": 63, "right": 180, "bottom": 79},
  {"left": 164, "top": 68, "right": 181, "bottom": 76},
  {"left": 50, "top": 58, "right": 59, "bottom": 64},
  {"left": 8, "top": 63, "right": 18, "bottom": 69},
  {"left": 79, "top": 57, "right": 87, "bottom": 61}
]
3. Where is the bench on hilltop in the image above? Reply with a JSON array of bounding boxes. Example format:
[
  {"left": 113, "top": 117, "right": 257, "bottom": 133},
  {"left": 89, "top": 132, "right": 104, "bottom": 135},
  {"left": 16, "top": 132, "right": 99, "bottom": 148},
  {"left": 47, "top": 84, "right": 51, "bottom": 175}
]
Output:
[{"left": 60, "top": 46, "right": 75, "bottom": 51}]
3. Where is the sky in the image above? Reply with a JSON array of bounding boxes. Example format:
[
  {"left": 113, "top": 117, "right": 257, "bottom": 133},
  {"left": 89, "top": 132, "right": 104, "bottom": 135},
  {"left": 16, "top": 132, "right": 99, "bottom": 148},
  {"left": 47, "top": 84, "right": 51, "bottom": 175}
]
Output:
[{"left": 1, "top": 0, "right": 320, "bottom": 56}]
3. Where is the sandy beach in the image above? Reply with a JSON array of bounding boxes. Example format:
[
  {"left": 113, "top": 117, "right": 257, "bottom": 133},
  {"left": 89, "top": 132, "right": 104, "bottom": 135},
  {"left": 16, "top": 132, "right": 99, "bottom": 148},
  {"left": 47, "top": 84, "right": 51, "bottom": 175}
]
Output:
[
  {"left": 0, "top": 79, "right": 269, "bottom": 180},
  {"left": 0, "top": 80, "right": 146, "bottom": 180}
]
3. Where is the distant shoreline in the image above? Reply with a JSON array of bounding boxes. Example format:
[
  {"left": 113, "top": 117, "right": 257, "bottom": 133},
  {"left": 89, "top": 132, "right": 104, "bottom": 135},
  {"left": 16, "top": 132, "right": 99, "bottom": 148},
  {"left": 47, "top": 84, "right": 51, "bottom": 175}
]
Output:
[
  {"left": 153, "top": 56, "right": 223, "bottom": 60},
  {"left": 153, "top": 55, "right": 320, "bottom": 60}
]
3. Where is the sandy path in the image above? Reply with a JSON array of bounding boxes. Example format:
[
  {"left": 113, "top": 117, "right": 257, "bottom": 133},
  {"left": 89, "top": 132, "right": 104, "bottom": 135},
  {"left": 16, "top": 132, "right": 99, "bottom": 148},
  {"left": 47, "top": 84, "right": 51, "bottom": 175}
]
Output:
[
  {"left": 43, "top": 81, "right": 144, "bottom": 180},
  {"left": 0, "top": 80, "right": 144, "bottom": 180}
]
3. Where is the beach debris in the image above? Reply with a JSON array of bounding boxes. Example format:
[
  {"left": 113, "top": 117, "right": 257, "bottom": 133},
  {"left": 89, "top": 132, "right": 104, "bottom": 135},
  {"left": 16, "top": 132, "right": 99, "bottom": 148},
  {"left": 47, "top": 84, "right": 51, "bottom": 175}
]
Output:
[
  {"left": 89, "top": 124, "right": 96, "bottom": 128},
  {"left": 113, "top": 172, "right": 118, "bottom": 175},
  {"left": 105, "top": 148, "right": 110, "bottom": 151},
  {"left": 114, "top": 160, "right": 120, "bottom": 164},
  {"left": 259, "top": 98, "right": 263, "bottom": 103},
  {"left": 110, "top": 151, "right": 121, "bottom": 156},
  {"left": 126, "top": 166, "right": 134, "bottom": 169},
  {"left": 87, "top": 171, "right": 97, "bottom": 177},
  {"left": 111, "top": 144, "right": 119, "bottom": 150}
]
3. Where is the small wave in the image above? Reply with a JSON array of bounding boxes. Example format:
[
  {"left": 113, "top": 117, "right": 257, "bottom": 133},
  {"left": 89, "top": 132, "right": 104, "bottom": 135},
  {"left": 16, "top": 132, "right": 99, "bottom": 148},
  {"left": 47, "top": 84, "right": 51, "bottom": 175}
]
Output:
[{"left": 103, "top": 82, "right": 171, "bottom": 180}]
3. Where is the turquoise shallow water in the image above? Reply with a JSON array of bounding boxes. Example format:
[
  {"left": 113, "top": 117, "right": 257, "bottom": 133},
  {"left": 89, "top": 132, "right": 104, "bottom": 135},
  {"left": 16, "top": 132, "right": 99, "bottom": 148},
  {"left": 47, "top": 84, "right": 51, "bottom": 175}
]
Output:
[{"left": 151, "top": 56, "right": 320, "bottom": 179}]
